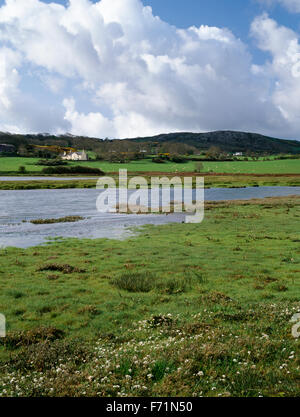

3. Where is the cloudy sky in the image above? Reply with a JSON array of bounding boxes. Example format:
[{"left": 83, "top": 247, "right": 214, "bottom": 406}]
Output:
[{"left": 0, "top": 0, "right": 300, "bottom": 140}]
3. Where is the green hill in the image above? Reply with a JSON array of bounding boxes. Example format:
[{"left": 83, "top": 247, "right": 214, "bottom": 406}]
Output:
[
  {"left": 0, "top": 130, "right": 299, "bottom": 154},
  {"left": 129, "top": 130, "right": 300, "bottom": 154}
]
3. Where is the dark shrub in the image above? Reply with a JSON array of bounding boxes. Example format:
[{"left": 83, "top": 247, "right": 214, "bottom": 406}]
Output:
[
  {"left": 170, "top": 155, "right": 187, "bottom": 163},
  {"left": 42, "top": 165, "right": 105, "bottom": 175},
  {"left": 18, "top": 166, "right": 26, "bottom": 173},
  {"left": 152, "top": 157, "right": 166, "bottom": 164},
  {"left": 36, "top": 159, "right": 68, "bottom": 166}
]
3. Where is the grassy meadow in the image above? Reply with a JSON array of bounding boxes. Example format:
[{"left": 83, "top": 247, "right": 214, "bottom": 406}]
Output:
[
  {"left": 0, "top": 196, "right": 299, "bottom": 397},
  {"left": 0, "top": 156, "right": 300, "bottom": 175},
  {"left": 0, "top": 156, "right": 299, "bottom": 190}
]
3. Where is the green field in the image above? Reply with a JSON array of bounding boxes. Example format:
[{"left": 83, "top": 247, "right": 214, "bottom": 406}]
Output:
[
  {"left": 0, "top": 156, "right": 300, "bottom": 174},
  {"left": 0, "top": 174, "right": 299, "bottom": 191},
  {"left": 0, "top": 196, "right": 299, "bottom": 397}
]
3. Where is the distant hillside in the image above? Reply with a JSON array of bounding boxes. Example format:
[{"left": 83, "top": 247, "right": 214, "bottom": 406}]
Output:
[
  {"left": 129, "top": 131, "right": 300, "bottom": 154},
  {"left": 0, "top": 130, "right": 300, "bottom": 154},
  {"left": 0, "top": 132, "right": 103, "bottom": 151}
]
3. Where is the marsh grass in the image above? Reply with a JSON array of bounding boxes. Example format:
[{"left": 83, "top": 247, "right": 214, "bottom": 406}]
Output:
[
  {"left": 0, "top": 168, "right": 300, "bottom": 192},
  {"left": 0, "top": 195, "right": 299, "bottom": 397},
  {"left": 30, "top": 216, "right": 84, "bottom": 224}
]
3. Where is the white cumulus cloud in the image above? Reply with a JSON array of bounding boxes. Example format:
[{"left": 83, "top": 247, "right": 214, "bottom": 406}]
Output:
[
  {"left": 0, "top": 0, "right": 299, "bottom": 139},
  {"left": 251, "top": 13, "right": 300, "bottom": 134},
  {"left": 258, "top": 0, "right": 300, "bottom": 13}
]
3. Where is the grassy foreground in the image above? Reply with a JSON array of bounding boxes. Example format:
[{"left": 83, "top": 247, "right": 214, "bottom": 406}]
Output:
[{"left": 0, "top": 196, "right": 299, "bottom": 397}]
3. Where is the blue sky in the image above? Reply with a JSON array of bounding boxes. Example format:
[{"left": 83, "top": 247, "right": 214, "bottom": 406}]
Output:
[
  {"left": 142, "top": 0, "right": 300, "bottom": 63},
  {"left": 0, "top": 0, "right": 300, "bottom": 139}
]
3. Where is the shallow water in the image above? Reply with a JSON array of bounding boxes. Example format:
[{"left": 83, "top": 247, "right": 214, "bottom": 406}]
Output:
[{"left": 0, "top": 186, "right": 299, "bottom": 248}]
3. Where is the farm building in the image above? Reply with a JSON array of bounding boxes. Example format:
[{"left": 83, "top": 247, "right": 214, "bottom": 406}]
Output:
[{"left": 61, "top": 149, "right": 88, "bottom": 161}]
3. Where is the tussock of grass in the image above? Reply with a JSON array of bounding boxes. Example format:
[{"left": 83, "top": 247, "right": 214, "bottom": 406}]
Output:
[
  {"left": 37, "top": 263, "right": 86, "bottom": 274},
  {"left": 5, "top": 339, "right": 91, "bottom": 373},
  {"left": 110, "top": 271, "right": 203, "bottom": 294},
  {"left": 77, "top": 305, "right": 100, "bottom": 316},
  {"left": 1, "top": 327, "right": 64, "bottom": 349},
  {"left": 111, "top": 272, "right": 156, "bottom": 293},
  {"left": 46, "top": 274, "right": 60, "bottom": 281}
]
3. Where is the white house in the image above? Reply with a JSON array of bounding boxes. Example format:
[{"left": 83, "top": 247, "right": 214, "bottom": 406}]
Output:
[{"left": 61, "top": 150, "right": 88, "bottom": 161}]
